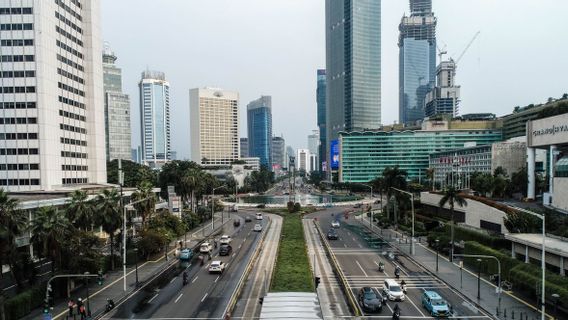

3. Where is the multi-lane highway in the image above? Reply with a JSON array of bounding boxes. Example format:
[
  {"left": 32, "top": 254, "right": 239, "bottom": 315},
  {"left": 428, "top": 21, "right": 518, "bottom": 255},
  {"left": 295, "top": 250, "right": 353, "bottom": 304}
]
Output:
[
  {"left": 307, "top": 207, "right": 492, "bottom": 319},
  {"left": 103, "top": 212, "right": 267, "bottom": 319}
]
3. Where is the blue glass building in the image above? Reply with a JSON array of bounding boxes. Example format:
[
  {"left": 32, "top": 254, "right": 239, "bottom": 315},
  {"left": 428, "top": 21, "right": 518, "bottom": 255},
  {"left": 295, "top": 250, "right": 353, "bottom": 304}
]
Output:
[
  {"left": 317, "top": 69, "right": 327, "bottom": 171},
  {"left": 247, "top": 96, "right": 272, "bottom": 168},
  {"left": 325, "top": 0, "right": 381, "bottom": 174},
  {"left": 399, "top": 0, "right": 437, "bottom": 125}
]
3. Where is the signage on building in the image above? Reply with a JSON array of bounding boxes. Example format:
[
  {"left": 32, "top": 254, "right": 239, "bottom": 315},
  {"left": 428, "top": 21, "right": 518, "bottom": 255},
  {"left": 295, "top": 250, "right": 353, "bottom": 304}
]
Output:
[
  {"left": 169, "top": 195, "right": 181, "bottom": 214},
  {"left": 330, "top": 139, "right": 340, "bottom": 170},
  {"left": 527, "top": 113, "right": 568, "bottom": 147}
]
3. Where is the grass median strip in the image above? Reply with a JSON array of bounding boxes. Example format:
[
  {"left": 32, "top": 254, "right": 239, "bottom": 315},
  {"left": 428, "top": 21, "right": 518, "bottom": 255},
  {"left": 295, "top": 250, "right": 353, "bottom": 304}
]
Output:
[{"left": 271, "top": 213, "right": 314, "bottom": 292}]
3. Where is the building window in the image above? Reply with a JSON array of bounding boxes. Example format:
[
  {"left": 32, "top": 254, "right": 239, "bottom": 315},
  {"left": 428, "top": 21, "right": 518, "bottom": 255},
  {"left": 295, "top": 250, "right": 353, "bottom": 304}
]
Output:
[
  {"left": 0, "top": 39, "right": 34, "bottom": 46},
  {"left": 0, "top": 23, "right": 33, "bottom": 30},
  {"left": 58, "top": 96, "right": 85, "bottom": 109},
  {"left": 0, "top": 7, "right": 33, "bottom": 14},
  {"left": 0, "top": 102, "right": 36, "bottom": 109}
]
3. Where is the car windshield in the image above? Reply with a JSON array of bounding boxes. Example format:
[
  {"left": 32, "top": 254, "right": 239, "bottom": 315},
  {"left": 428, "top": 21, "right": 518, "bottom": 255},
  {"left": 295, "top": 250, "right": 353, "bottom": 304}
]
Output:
[
  {"left": 364, "top": 292, "right": 377, "bottom": 300},
  {"left": 390, "top": 285, "right": 401, "bottom": 292},
  {"left": 431, "top": 299, "right": 446, "bottom": 306}
]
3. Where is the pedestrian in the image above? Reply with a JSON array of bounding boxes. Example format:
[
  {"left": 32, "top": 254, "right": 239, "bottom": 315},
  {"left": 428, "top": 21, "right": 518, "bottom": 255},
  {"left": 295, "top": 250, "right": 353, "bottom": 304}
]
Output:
[
  {"left": 79, "top": 304, "right": 86, "bottom": 320},
  {"left": 67, "top": 299, "right": 74, "bottom": 318}
]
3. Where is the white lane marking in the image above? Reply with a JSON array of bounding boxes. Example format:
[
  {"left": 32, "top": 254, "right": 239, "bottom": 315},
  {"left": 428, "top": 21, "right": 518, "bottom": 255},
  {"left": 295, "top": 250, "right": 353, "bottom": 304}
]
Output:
[
  {"left": 214, "top": 276, "right": 220, "bottom": 283},
  {"left": 192, "top": 276, "right": 198, "bottom": 283},
  {"left": 201, "top": 292, "right": 209, "bottom": 302},
  {"left": 344, "top": 244, "right": 347, "bottom": 248},
  {"left": 238, "top": 244, "right": 242, "bottom": 249},
  {"left": 232, "top": 253, "right": 236, "bottom": 257},
  {"left": 406, "top": 292, "right": 426, "bottom": 317},
  {"left": 174, "top": 293, "right": 183, "bottom": 303},
  {"left": 148, "top": 293, "right": 159, "bottom": 303},
  {"left": 374, "top": 260, "right": 390, "bottom": 277},
  {"left": 169, "top": 277, "right": 177, "bottom": 284},
  {"left": 358, "top": 243, "right": 363, "bottom": 248},
  {"left": 352, "top": 237, "right": 357, "bottom": 242},
  {"left": 355, "top": 260, "right": 369, "bottom": 277}
]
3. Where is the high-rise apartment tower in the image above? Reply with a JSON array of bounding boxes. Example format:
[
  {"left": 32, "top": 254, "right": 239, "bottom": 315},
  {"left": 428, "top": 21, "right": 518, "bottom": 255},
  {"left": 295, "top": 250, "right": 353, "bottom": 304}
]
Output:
[
  {"left": 247, "top": 96, "right": 272, "bottom": 168},
  {"left": 316, "top": 69, "right": 326, "bottom": 171},
  {"left": 0, "top": 0, "right": 106, "bottom": 191}
]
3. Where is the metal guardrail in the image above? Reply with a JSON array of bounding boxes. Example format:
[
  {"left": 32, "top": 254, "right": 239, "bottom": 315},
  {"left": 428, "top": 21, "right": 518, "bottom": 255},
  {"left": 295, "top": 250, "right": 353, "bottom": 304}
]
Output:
[
  {"left": 223, "top": 216, "right": 273, "bottom": 318},
  {"left": 313, "top": 220, "right": 362, "bottom": 316}
]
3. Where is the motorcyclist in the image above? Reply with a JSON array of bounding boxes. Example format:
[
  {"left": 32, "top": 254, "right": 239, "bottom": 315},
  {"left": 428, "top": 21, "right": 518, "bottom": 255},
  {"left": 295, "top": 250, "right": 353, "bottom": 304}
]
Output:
[
  {"left": 392, "top": 304, "right": 400, "bottom": 319},
  {"left": 400, "top": 280, "right": 407, "bottom": 293},
  {"left": 183, "top": 271, "right": 188, "bottom": 285},
  {"left": 394, "top": 266, "right": 401, "bottom": 279},
  {"left": 378, "top": 261, "right": 385, "bottom": 272},
  {"left": 105, "top": 298, "right": 115, "bottom": 312}
]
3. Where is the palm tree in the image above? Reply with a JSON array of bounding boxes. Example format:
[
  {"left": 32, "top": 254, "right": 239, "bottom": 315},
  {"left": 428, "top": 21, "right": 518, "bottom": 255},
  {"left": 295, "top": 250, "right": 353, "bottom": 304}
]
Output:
[
  {"left": 0, "top": 189, "right": 27, "bottom": 275},
  {"left": 438, "top": 186, "right": 467, "bottom": 262},
  {"left": 382, "top": 166, "right": 408, "bottom": 221},
  {"left": 95, "top": 189, "right": 122, "bottom": 270},
  {"left": 131, "top": 181, "right": 156, "bottom": 226},
  {"left": 67, "top": 190, "right": 94, "bottom": 230},
  {"left": 30, "top": 206, "right": 70, "bottom": 273},
  {"left": 180, "top": 168, "right": 201, "bottom": 212},
  {"left": 426, "top": 168, "right": 435, "bottom": 191}
]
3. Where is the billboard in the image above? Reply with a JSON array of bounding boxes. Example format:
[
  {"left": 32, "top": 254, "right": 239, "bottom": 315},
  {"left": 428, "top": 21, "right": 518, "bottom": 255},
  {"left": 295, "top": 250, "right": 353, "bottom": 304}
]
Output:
[{"left": 330, "top": 139, "right": 340, "bottom": 170}]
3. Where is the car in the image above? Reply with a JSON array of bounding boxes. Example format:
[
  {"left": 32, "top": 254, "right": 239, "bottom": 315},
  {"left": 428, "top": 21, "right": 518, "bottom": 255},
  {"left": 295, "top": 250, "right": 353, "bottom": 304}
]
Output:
[
  {"left": 357, "top": 287, "right": 384, "bottom": 313},
  {"left": 256, "top": 212, "right": 263, "bottom": 220},
  {"left": 422, "top": 290, "right": 450, "bottom": 317},
  {"left": 233, "top": 219, "right": 241, "bottom": 227},
  {"left": 353, "top": 203, "right": 362, "bottom": 208},
  {"left": 382, "top": 279, "right": 405, "bottom": 301},
  {"left": 245, "top": 216, "right": 252, "bottom": 222},
  {"left": 178, "top": 248, "right": 193, "bottom": 261},
  {"left": 327, "top": 229, "right": 338, "bottom": 240},
  {"left": 253, "top": 223, "right": 263, "bottom": 232},
  {"left": 219, "top": 244, "right": 232, "bottom": 256},
  {"left": 331, "top": 220, "right": 340, "bottom": 228},
  {"left": 208, "top": 261, "right": 225, "bottom": 273},
  {"left": 219, "top": 235, "right": 232, "bottom": 244},
  {"left": 199, "top": 242, "right": 213, "bottom": 254}
]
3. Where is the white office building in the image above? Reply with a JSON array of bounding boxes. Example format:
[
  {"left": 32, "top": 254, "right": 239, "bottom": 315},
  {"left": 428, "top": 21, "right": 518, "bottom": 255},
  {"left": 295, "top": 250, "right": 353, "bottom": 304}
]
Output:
[
  {"left": 297, "top": 148, "right": 315, "bottom": 173},
  {"left": 139, "top": 70, "right": 170, "bottom": 168},
  {"left": 190, "top": 87, "right": 239, "bottom": 166},
  {"left": 0, "top": 0, "right": 106, "bottom": 191}
]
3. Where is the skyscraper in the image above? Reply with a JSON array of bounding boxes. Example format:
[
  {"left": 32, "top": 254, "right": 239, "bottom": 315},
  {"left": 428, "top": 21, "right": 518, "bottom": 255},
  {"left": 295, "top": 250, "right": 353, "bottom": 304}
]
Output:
[
  {"left": 247, "top": 96, "right": 272, "bottom": 168},
  {"left": 0, "top": 0, "right": 106, "bottom": 191},
  {"left": 316, "top": 69, "right": 327, "bottom": 171},
  {"left": 271, "top": 136, "right": 285, "bottom": 170},
  {"left": 139, "top": 70, "right": 170, "bottom": 168},
  {"left": 399, "top": 0, "right": 437, "bottom": 125},
  {"left": 190, "top": 87, "right": 239, "bottom": 166},
  {"left": 103, "top": 46, "right": 131, "bottom": 162},
  {"left": 326, "top": 0, "right": 381, "bottom": 172},
  {"left": 308, "top": 130, "right": 319, "bottom": 171},
  {"left": 424, "top": 60, "right": 461, "bottom": 117},
  {"left": 240, "top": 138, "right": 249, "bottom": 158}
]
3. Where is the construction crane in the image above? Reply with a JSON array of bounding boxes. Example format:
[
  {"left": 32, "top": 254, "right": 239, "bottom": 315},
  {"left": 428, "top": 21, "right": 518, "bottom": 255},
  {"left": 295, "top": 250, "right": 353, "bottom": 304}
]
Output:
[
  {"left": 436, "top": 43, "right": 447, "bottom": 63},
  {"left": 454, "top": 31, "right": 480, "bottom": 64}
]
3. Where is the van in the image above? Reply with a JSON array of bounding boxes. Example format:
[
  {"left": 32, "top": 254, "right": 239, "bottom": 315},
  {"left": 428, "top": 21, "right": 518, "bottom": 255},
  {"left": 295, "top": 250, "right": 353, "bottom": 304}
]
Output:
[
  {"left": 256, "top": 212, "right": 263, "bottom": 220},
  {"left": 382, "top": 279, "right": 405, "bottom": 301},
  {"left": 421, "top": 290, "right": 450, "bottom": 317}
]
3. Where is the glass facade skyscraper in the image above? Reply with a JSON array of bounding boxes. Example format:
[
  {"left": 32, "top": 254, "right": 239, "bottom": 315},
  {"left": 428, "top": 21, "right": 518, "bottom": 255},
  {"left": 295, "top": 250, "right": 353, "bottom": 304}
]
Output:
[
  {"left": 325, "top": 0, "right": 381, "bottom": 172},
  {"left": 317, "top": 69, "right": 327, "bottom": 171},
  {"left": 139, "top": 71, "right": 170, "bottom": 168},
  {"left": 247, "top": 96, "right": 272, "bottom": 168},
  {"left": 399, "top": 0, "right": 437, "bottom": 125}
]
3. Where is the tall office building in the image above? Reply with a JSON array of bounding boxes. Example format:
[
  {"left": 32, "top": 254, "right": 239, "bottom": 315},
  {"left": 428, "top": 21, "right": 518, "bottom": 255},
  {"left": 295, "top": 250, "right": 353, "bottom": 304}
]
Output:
[
  {"left": 103, "top": 46, "right": 131, "bottom": 161},
  {"left": 0, "top": 0, "right": 106, "bottom": 191},
  {"left": 316, "top": 69, "right": 327, "bottom": 171},
  {"left": 271, "top": 136, "right": 285, "bottom": 170},
  {"left": 297, "top": 149, "right": 312, "bottom": 173},
  {"left": 139, "top": 70, "right": 170, "bottom": 168},
  {"left": 307, "top": 130, "right": 319, "bottom": 171},
  {"left": 398, "top": 0, "right": 437, "bottom": 125},
  {"left": 325, "top": 0, "right": 381, "bottom": 171},
  {"left": 424, "top": 60, "right": 460, "bottom": 118},
  {"left": 190, "top": 87, "right": 239, "bottom": 166},
  {"left": 247, "top": 96, "right": 272, "bottom": 168},
  {"left": 286, "top": 145, "right": 295, "bottom": 169},
  {"left": 240, "top": 137, "right": 249, "bottom": 158}
]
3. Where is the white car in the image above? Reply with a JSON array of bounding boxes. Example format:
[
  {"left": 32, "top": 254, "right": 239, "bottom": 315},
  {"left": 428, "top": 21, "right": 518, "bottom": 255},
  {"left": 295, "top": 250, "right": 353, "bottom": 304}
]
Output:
[
  {"left": 219, "top": 235, "right": 232, "bottom": 244},
  {"left": 331, "top": 220, "right": 340, "bottom": 228},
  {"left": 256, "top": 213, "right": 263, "bottom": 220},
  {"left": 253, "top": 223, "right": 263, "bottom": 232},
  {"left": 208, "top": 261, "right": 225, "bottom": 273},
  {"left": 382, "top": 279, "right": 406, "bottom": 301},
  {"left": 200, "top": 242, "right": 213, "bottom": 254}
]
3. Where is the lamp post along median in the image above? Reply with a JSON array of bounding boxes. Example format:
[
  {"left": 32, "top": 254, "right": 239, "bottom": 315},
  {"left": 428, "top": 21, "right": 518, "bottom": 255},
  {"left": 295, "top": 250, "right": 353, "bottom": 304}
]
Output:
[
  {"left": 391, "top": 187, "right": 415, "bottom": 255},
  {"left": 211, "top": 185, "right": 226, "bottom": 231},
  {"left": 435, "top": 239, "right": 440, "bottom": 272},
  {"left": 477, "top": 258, "right": 482, "bottom": 300}
]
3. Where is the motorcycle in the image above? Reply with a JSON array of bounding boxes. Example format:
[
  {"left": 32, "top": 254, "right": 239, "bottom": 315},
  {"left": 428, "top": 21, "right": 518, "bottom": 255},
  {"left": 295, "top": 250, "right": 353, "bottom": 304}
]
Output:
[
  {"left": 378, "top": 262, "right": 385, "bottom": 273},
  {"left": 105, "top": 299, "right": 115, "bottom": 312},
  {"left": 394, "top": 268, "right": 400, "bottom": 279},
  {"left": 182, "top": 272, "right": 189, "bottom": 286},
  {"left": 401, "top": 280, "right": 407, "bottom": 294},
  {"left": 392, "top": 304, "right": 400, "bottom": 320}
]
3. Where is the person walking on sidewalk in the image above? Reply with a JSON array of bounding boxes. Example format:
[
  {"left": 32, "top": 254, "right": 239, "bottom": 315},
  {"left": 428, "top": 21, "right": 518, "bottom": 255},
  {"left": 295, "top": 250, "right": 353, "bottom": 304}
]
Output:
[{"left": 68, "top": 299, "right": 75, "bottom": 319}]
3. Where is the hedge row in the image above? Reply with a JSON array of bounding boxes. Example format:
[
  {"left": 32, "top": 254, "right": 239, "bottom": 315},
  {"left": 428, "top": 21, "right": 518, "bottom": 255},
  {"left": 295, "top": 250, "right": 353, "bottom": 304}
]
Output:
[
  {"left": 463, "top": 241, "right": 519, "bottom": 279},
  {"left": 4, "top": 284, "right": 45, "bottom": 320}
]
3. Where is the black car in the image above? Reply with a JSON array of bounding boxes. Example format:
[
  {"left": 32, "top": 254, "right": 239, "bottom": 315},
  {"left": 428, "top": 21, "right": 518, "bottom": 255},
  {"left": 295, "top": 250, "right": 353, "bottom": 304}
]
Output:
[
  {"left": 245, "top": 216, "right": 252, "bottom": 222},
  {"left": 327, "top": 229, "right": 338, "bottom": 240},
  {"left": 233, "top": 219, "right": 241, "bottom": 227},
  {"left": 358, "top": 287, "right": 384, "bottom": 313},
  {"left": 219, "top": 244, "right": 232, "bottom": 256}
]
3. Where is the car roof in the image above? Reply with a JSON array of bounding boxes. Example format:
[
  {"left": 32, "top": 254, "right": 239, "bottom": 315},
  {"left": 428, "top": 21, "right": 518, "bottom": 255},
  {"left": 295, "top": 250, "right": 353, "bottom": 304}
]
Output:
[
  {"left": 385, "top": 279, "right": 400, "bottom": 285},
  {"left": 424, "top": 290, "right": 442, "bottom": 299},
  {"left": 211, "top": 260, "right": 222, "bottom": 264},
  {"left": 201, "top": 242, "right": 210, "bottom": 245},
  {"left": 221, "top": 235, "right": 229, "bottom": 238}
]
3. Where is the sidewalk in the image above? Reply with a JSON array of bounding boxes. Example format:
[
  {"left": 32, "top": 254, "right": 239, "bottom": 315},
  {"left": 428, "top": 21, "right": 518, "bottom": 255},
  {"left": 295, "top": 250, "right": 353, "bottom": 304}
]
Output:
[
  {"left": 355, "top": 217, "right": 548, "bottom": 320},
  {"left": 24, "top": 212, "right": 229, "bottom": 320}
]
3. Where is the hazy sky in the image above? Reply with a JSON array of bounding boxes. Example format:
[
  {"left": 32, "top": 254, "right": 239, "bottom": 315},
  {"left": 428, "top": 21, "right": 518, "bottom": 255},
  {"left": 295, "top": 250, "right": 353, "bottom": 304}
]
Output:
[{"left": 101, "top": 0, "right": 568, "bottom": 160}]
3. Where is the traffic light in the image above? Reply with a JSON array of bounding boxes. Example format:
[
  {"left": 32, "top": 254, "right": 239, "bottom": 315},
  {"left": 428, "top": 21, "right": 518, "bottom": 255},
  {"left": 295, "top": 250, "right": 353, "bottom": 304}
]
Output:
[
  {"left": 314, "top": 276, "right": 321, "bottom": 288},
  {"left": 97, "top": 270, "right": 103, "bottom": 285}
]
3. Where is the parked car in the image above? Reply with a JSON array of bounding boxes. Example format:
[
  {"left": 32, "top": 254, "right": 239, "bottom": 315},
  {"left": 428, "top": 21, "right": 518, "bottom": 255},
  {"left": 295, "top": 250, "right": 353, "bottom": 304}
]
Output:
[
  {"left": 421, "top": 290, "right": 450, "bottom": 317},
  {"left": 233, "top": 219, "right": 241, "bottom": 227},
  {"left": 327, "top": 229, "right": 338, "bottom": 240},
  {"left": 382, "top": 279, "right": 405, "bottom": 301},
  {"left": 253, "top": 223, "right": 263, "bottom": 232},
  {"left": 199, "top": 242, "right": 213, "bottom": 254},
  {"left": 245, "top": 216, "right": 252, "bottom": 222},
  {"left": 219, "top": 244, "right": 232, "bottom": 256},
  {"left": 208, "top": 261, "right": 225, "bottom": 273},
  {"left": 331, "top": 220, "right": 340, "bottom": 228},
  {"left": 219, "top": 235, "right": 232, "bottom": 244},
  {"left": 358, "top": 287, "right": 384, "bottom": 313}
]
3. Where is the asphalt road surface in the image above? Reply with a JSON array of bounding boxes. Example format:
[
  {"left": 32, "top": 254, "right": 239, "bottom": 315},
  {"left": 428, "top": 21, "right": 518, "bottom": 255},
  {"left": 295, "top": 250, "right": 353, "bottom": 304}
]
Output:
[
  {"left": 308, "top": 207, "right": 492, "bottom": 319},
  {"left": 103, "top": 213, "right": 265, "bottom": 319}
]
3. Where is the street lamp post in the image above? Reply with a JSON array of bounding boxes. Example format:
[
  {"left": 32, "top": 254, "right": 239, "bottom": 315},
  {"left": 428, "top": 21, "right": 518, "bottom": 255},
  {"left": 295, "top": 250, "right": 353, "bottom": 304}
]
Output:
[
  {"left": 435, "top": 239, "right": 440, "bottom": 272},
  {"left": 477, "top": 258, "right": 482, "bottom": 300},
  {"left": 134, "top": 248, "right": 139, "bottom": 287},
  {"left": 357, "top": 183, "right": 373, "bottom": 230},
  {"left": 454, "top": 254, "right": 502, "bottom": 314},
  {"left": 552, "top": 293, "right": 559, "bottom": 319},
  {"left": 84, "top": 272, "right": 91, "bottom": 316},
  {"left": 391, "top": 187, "right": 415, "bottom": 255},
  {"left": 211, "top": 185, "right": 225, "bottom": 231},
  {"left": 512, "top": 206, "right": 546, "bottom": 320}
]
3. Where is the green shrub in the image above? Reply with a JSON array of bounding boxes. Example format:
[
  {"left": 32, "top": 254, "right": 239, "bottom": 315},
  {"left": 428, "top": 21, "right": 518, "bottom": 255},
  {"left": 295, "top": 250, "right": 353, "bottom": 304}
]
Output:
[
  {"left": 463, "top": 241, "right": 519, "bottom": 278},
  {"left": 5, "top": 290, "right": 32, "bottom": 320},
  {"left": 509, "top": 263, "right": 568, "bottom": 302}
]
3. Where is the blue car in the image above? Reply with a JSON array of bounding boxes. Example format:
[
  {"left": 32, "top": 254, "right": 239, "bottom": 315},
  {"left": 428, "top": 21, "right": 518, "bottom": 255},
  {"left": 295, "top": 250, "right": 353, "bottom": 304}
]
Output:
[
  {"left": 179, "top": 248, "right": 193, "bottom": 261},
  {"left": 421, "top": 290, "right": 450, "bottom": 317}
]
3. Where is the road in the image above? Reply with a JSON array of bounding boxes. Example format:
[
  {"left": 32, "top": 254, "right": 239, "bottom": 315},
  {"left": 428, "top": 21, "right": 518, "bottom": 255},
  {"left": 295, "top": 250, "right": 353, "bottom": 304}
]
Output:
[
  {"left": 307, "top": 207, "right": 493, "bottom": 319},
  {"left": 103, "top": 212, "right": 266, "bottom": 319}
]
